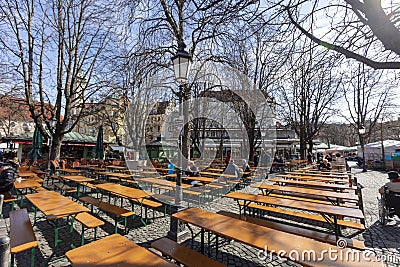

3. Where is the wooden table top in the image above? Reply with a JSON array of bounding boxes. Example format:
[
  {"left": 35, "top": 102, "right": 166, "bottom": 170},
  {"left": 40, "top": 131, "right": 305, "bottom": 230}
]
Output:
[
  {"left": 95, "top": 183, "right": 152, "bottom": 200},
  {"left": 269, "top": 178, "right": 354, "bottom": 190},
  {"left": 141, "top": 171, "right": 160, "bottom": 175},
  {"left": 87, "top": 167, "right": 106, "bottom": 172},
  {"left": 225, "top": 191, "right": 364, "bottom": 219},
  {"left": 97, "top": 172, "right": 134, "bottom": 179},
  {"left": 61, "top": 168, "right": 82, "bottom": 174},
  {"left": 26, "top": 191, "right": 88, "bottom": 219},
  {"left": 183, "top": 176, "right": 215, "bottom": 183},
  {"left": 164, "top": 174, "right": 216, "bottom": 184},
  {"left": 106, "top": 165, "right": 127, "bottom": 170},
  {"left": 61, "top": 175, "right": 94, "bottom": 183},
  {"left": 65, "top": 234, "right": 176, "bottom": 267},
  {"left": 74, "top": 164, "right": 98, "bottom": 168},
  {"left": 106, "top": 173, "right": 135, "bottom": 179},
  {"left": 206, "top": 168, "right": 224, "bottom": 173},
  {"left": 14, "top": 179, "right": 42, "bottom": 190},
  {"left": 173, "top": 208, "right": 378, "bottom": 267},
  {"left": 96, "top": 171, "right": 115, "bottom": 176},
  {"left": 199, "top": 172, "right": 236, "bottom": 178},
  {"left": 276, "top": 174, "right": 349, "bottom": 184},
  {"left": 287, "top": 171, "right": 349, "bottom": 179},
  {"left": 139, "top": 178, "right": 191, "bottom": 188},
  {"left": 253, "top": 184, "right": 359, "bottom": 202},
  {"left": 297, "top": 170, "right": 349, "bottom": 176},
  {"left": 18, "top": 172, "right": 37, "bottom": 178}
]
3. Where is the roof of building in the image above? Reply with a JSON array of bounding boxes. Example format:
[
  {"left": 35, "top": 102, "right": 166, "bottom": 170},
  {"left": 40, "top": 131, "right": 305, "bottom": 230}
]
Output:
[
  {"left": 0, "top": 94, "right": 55, "bottom": 121},
  {"left": 2, "top": 131, "right": 99, "bottom": 145}
]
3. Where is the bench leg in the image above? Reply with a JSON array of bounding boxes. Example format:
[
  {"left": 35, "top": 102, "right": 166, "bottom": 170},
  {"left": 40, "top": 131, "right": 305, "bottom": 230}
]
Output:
[
  {"left": 114, "top": 217, "right": 118, "bottom": 234},
  {"left": 81, "top": 224, "right": 86, "bottom": 246},
  {"left": 30, "top": 247, "right": 35, "bottom": 267}
]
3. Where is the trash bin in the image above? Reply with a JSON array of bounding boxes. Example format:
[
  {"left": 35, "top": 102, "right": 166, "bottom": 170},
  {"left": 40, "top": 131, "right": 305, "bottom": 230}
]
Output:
[{"left": 0, "top": 236, "right": 10, "bottom": 267}]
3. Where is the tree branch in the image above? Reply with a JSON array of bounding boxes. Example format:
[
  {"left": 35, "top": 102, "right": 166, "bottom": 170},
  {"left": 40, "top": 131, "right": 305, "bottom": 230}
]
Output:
[{"left": 286, "top": 6, "right": 400, "bottom": 69}]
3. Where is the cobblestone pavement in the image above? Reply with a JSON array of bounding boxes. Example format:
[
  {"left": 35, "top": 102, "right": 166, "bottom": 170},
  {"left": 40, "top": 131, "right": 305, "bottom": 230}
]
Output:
[{"left": 2, "top": 162, "right": 400, "bottom": 266}]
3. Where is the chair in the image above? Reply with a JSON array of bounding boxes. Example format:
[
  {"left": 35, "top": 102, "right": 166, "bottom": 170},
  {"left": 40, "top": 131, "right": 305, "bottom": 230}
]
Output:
[{"left": 378, "top": 186, "right": 400, "bottom": 225}]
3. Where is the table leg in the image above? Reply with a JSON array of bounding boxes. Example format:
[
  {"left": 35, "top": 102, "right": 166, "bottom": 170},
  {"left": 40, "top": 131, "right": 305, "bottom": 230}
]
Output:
[
  {"left": 201, "top": 229, "right": 205, "bottom": 254},
  {"left": 77, "top": 183, "right": 81, "bottom": 198}
]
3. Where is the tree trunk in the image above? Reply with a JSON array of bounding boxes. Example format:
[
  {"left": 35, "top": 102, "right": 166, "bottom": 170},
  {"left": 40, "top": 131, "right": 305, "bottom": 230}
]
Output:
[{"left": 50, "top": 134, "right": 63, "bottom": 161}]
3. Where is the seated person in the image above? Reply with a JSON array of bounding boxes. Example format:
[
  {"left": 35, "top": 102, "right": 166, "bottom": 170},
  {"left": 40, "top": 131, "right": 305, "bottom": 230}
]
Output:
[
  {"left": 224, "top": 160, "right": 239, "bottom": 178},
  {"left": 185, "top": 161, "right": 199, "bottom": 177},
  {"left": 379, "top": 172, "right": 400, "bottom": 194},
  {"left": 167, "top": 162, "right": 175, "bottom": 175},
  {"left": 242, "top": 159, "right": 251, "bottom": 178},
  {"left": 325, "top": 154, "right": 333, "bottom": 162},
  {"left": 319, "top": 159, "right": 332, "bottom": 170},
  {"left": 0, "top": 159, "right": 19, "bottom": 193}
]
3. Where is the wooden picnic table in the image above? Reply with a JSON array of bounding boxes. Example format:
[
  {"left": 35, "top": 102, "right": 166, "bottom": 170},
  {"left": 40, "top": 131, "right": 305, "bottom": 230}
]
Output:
[
  {"left": 252, "top": 184, "right": 359, "bottom": 204},
  {"left": 269, "top": 177, "right": 354, "bottom": 191},
  {"left": 172, "top": 208, "right": 379, "bottom": 267},
  {"left": 60, "top": 168, "right": 82, "bottom": 175},
  {"left": 95, "top": 183, "right": 152, "bottom": 200},
  {"left": 72, "top": 164, "right": 98, "bottom": 171},
  {"left": 165, "top": 173, "right": 217, "bottom": 184},
  {"left": 287, "top": 171, "right": 349, "bottom": 179},
  {"left": 26, "top": 191, "right": 88, "bottom": 257},
  {"left": 206, "top": 168, "right": 224, "bottom": 173},
  {"left": 18, "top": 171, "right": 37, "bottom": 179},
  {"left": 95, "top": 183, "right": 154, "bottom": 225},
  {"left": 87, "top": 166, "right": 106, "bottom": 172},
  {"left": 301, "top": 169, "right": 350, "bottom": 175},
  {"left": 61, "top": 175, "right": 94, "bottom": 197},
  {"left": 65, "top": 233, "right": 176, "bottom": 266},
  {"left": 276, "top": 174, "right": 349, "bottom": 184},
  {"left": 106, "top": 165, "right": 127, "bottom": 172},
  {"left": 14, "top": 179, "right": 42, "bottom": 191},
  {"left": 14, "top": 179, "right": 42, "bottom": 204},
  {"left": 61, "top": 175, "right": 94, "bottom": 183},
  {"left": 95, "top": 172, "right": 135, "bottom": 183},
  {"left": 139, "top": 177, "right": 192, "bottom": 190},
  {"left": 199, "top": 172, "right": 236, "bottom": 179},
  {"left": 225, "top": 191, "right": 364, "bottom": 236}
]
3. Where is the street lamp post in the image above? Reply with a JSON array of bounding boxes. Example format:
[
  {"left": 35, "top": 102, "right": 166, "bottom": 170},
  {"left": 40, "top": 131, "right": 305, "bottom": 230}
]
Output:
[
  {"left": 47, "top": 117, "right": 57, "bottom": 174},
  {"left": 358, "top": 125, "right": 367, "bottom": 172},
  {"left": 167, "top": 41, "right": 192, "bottom": 241}
]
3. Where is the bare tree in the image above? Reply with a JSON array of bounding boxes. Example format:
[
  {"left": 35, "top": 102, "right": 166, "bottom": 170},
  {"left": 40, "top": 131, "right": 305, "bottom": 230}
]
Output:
[
  {"left": 278, "top": 43, "right": 343, "bottom": 159},
  {"left": 342, "top": 63, "right": 395, "bottom": 168},
  {"left": 284, "top": 0, "right": 400, "bottom": 69},
  {"left": 129, "top": 0, "right": 259, "bottom": 164},
  {"left": 0, "top": 0, "right": 116, "bottom": 160}
]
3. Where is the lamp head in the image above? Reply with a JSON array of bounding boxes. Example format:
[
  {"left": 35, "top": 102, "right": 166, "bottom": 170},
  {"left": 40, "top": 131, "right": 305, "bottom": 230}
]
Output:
[{"left": 171, "top": 41, "right": 192, "bottom": 83}]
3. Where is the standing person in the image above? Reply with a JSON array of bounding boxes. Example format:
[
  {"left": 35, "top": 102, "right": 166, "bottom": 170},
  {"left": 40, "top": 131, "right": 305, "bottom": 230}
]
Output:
[
  {"left": 225, "top": 151, "right": 231, "bottom": 166},
  {"left": 253, "top": 152, "right": 260, "bottom": 167},
  {"left": 307, "top": 152, "right": 313, "bottom": 165}
]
